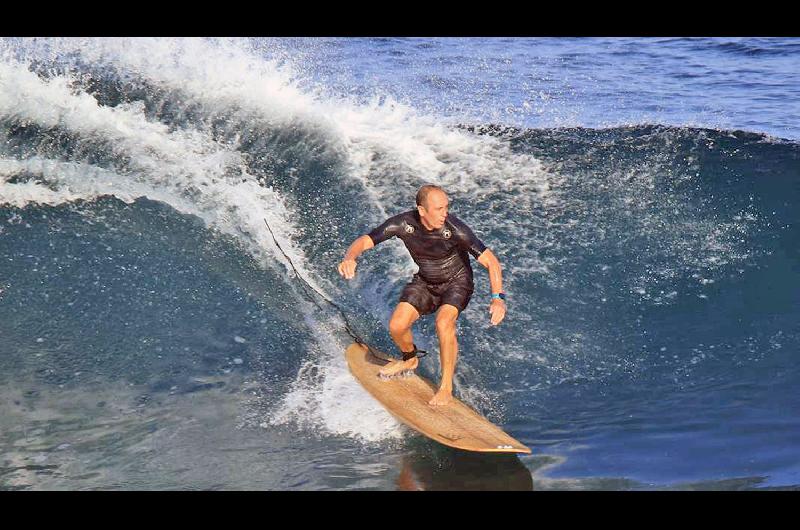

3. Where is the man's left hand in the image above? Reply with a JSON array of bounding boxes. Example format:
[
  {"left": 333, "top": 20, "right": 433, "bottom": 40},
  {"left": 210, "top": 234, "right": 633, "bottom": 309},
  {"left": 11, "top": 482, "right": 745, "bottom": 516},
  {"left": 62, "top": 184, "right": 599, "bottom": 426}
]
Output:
[{"left": 489, "top": 299, "right": 506, "bottom": 326}]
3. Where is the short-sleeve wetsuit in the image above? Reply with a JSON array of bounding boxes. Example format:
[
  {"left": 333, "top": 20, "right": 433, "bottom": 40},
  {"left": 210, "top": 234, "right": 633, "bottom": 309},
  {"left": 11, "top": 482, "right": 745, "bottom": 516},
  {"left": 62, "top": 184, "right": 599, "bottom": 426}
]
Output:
[{"left": 367, "top": 210, "right": 487, "bottom": 315}]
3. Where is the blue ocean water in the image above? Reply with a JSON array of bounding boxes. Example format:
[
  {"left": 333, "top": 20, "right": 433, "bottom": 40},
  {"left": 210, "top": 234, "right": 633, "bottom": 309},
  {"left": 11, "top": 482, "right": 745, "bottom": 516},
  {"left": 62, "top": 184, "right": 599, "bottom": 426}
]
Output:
[{"left": 0, "top": 37, "right": 798, "bottom": 490}]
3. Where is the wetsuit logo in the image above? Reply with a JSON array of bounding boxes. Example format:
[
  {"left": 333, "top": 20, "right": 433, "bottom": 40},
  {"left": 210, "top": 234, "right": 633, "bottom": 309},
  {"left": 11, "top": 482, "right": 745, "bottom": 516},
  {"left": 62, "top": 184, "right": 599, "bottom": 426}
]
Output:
[
  {"left": 442, "top": 228, "right": 452, "bottom": 239},
  {"left": 404, "top": 224, "right": 415, "bottom": 234}
]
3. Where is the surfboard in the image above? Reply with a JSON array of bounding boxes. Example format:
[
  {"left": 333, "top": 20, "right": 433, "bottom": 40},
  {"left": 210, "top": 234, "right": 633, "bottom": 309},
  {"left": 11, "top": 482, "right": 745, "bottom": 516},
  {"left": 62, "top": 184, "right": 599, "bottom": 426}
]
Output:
[{"left": 345, "top": 342, "right": 531, "bottom": 454}]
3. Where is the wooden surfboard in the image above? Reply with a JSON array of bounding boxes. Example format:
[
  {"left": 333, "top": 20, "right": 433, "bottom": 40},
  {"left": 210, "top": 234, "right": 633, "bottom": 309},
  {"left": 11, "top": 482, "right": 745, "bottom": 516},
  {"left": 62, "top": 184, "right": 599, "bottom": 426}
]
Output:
[{"left": 345, "top": 342, "right": 531, "bottom": 454}]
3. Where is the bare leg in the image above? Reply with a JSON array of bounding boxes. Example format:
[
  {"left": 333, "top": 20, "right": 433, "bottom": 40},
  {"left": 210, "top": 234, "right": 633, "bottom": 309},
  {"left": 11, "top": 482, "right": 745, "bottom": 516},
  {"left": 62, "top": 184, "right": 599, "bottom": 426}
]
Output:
[
  {"left": 379, "top": 302, "right": 421, "bottom": 378},
  {"left": 429, "top": 304, "right": 459, "bottom": 406}
]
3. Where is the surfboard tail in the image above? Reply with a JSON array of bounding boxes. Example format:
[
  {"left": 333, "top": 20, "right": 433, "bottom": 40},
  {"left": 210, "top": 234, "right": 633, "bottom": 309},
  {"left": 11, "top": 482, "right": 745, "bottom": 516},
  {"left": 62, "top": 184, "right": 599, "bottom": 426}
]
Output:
[{"left": 345, "top": 342, "right": 532, "bottom": 455}]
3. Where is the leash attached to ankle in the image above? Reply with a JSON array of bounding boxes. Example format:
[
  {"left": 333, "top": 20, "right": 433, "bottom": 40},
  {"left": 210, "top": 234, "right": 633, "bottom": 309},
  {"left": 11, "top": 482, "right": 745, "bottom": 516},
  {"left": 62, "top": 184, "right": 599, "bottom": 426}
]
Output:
[{"left": 401, "top": 343, "right": 428, "bottom": 360}]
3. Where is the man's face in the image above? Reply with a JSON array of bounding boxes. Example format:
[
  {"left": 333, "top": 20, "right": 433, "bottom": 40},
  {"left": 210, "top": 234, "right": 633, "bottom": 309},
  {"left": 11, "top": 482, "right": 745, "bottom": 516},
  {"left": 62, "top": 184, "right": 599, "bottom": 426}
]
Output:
[{"left": 419, "top": 190, "right": 449, "bottom": 228}]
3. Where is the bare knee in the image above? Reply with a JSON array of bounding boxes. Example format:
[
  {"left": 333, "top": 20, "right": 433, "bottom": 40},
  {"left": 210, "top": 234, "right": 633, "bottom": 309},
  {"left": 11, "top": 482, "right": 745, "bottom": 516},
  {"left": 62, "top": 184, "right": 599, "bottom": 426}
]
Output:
[
  {"left": 390, "top": 303, "right": 419, "bottom": 336},
  {"left": 435, "top": 315, "right": 457, "bottom": 336},
  {"left": 389, "top": 317, "right": 412, "bottom": 336}
]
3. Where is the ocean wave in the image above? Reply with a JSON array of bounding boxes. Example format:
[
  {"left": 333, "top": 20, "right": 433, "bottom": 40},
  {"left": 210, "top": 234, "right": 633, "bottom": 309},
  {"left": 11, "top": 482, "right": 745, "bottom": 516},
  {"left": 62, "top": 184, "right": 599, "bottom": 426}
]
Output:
[{"left": 1, "top": 38, "right": 798, "bottom": 449}]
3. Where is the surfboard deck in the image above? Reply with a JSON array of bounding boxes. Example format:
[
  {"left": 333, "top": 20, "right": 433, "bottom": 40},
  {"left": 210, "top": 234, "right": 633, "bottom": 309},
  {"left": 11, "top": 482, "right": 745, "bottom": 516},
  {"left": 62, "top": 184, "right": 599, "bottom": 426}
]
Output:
[{"left": 345, "top": 342, "right": 531, "bottom": 454}]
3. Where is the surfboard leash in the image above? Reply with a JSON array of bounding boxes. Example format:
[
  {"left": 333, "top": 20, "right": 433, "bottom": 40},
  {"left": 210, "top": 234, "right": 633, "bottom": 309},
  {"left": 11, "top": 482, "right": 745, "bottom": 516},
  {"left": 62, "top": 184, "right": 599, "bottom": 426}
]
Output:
[{"left": 263, "top": 218, "right": 428, "bottom": 361}]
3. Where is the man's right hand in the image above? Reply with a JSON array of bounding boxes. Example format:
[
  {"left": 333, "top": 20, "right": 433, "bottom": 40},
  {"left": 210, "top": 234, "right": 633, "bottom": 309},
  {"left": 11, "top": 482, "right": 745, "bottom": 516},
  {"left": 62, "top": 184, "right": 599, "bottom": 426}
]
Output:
[{"left": 338, "top": 258, "right": 357, "bottom": 280}]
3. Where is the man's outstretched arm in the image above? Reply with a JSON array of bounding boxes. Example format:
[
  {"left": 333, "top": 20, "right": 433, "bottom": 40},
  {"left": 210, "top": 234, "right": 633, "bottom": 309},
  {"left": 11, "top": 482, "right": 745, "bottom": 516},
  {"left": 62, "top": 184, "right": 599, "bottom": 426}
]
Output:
[
  {"left": 338, "top": 235, "right": 375, "bottom": 280},
  {"left": 339, "top": 212, "right": 403, "bottom": 279},
  {"left": 477, "top": 248, "right": 507, "bottom": 325}
]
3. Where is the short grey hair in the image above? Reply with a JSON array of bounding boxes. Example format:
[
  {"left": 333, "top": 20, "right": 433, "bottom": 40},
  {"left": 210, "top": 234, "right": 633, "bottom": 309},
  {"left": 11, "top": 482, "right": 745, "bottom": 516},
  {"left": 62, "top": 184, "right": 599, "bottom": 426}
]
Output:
[{"left": 416, "top": 184, "right": 446, "bottom": 208}]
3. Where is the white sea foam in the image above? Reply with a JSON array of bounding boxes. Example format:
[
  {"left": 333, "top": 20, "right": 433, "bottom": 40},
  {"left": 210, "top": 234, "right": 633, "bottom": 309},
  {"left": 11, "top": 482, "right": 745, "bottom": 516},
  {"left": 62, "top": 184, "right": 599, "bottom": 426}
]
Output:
[
  {"left": 2, "top": 37, "right": 559, "bottom": 254},
  {"left": 0, "top": 57, "right": 311, "bottom": 283},
  {"left": 267, "top": 316, "right": 406, "bottom": 443}
]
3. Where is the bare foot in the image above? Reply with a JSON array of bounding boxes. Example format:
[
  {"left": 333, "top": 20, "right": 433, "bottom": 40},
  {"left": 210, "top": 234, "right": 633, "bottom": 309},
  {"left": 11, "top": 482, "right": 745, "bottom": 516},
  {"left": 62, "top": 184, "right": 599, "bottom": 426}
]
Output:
[
  {"left": 378, "top": 356, "right": 419, "bottom": 378},
  {"left": 428, "top": 388, "right": 453, "bottom": 406}
]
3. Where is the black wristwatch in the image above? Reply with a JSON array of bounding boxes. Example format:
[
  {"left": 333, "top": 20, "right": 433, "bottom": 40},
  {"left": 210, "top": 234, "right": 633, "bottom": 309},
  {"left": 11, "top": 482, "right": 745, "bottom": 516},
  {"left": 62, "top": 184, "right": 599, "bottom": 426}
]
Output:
[{"left": 491, "top": 292, "right": 506, "bottom": 301}]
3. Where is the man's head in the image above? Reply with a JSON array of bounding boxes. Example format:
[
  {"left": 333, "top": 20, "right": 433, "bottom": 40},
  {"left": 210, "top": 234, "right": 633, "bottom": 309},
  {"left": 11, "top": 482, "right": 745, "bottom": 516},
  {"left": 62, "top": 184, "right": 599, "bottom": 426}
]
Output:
[{"left": 416, "top": 184, "right": 449, "bottom": 229}]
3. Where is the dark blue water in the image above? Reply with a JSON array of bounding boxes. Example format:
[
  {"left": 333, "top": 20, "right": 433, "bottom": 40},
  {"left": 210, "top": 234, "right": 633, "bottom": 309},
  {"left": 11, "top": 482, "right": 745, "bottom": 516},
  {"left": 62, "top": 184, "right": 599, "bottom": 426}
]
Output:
[{"left": 0, "top": 37, "right": 798, "bottom": 490}]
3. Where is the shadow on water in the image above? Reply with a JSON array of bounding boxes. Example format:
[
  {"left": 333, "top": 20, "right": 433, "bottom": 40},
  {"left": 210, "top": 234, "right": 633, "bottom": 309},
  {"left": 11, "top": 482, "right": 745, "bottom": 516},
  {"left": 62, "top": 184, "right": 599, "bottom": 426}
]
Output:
[{"left": 395, "top": 439, "right": 533, "bottom": 491}]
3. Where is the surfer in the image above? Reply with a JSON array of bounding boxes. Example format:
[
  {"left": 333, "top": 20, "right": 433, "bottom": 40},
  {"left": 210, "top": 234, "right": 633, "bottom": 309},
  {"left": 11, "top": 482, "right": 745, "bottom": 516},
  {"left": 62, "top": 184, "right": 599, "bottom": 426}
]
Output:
[{"left": 337, "top": 184, "right": 507, "bottom": 406}]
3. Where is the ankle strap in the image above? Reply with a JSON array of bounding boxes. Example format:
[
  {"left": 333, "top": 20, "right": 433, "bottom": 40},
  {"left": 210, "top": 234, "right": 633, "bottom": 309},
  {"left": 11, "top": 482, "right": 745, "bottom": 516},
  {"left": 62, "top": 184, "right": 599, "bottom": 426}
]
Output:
[{"left": 401, "top": 343, "right": 428, "bottom": 360}]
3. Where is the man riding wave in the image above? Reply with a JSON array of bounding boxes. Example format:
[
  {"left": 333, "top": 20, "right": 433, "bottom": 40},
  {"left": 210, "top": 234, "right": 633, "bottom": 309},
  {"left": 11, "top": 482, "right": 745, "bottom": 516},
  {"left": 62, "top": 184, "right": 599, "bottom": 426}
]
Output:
[{"left": 338, "top": 184, "right": 507, "bottom": 406}]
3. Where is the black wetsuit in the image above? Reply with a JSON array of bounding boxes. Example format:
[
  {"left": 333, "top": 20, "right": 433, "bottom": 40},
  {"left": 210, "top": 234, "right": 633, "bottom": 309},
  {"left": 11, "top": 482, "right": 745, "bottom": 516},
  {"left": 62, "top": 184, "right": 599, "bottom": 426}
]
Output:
[{"left": 367, "top": 210, "right": 487, "bottom": 315}]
